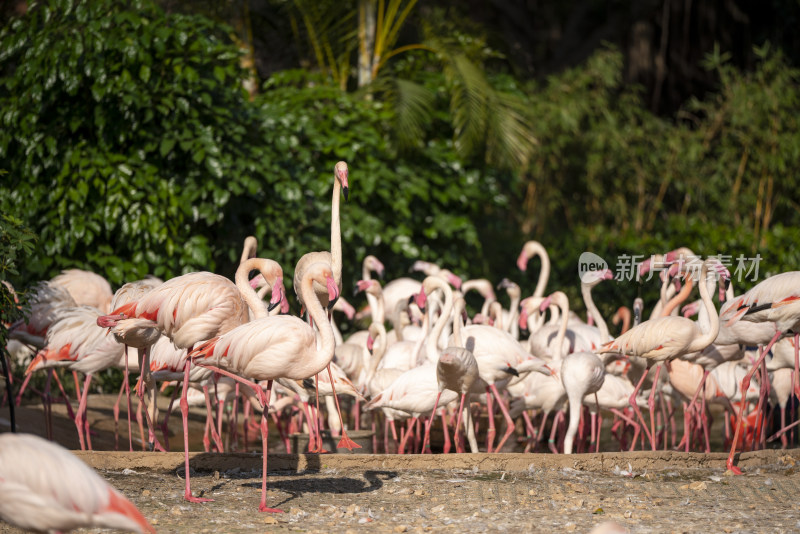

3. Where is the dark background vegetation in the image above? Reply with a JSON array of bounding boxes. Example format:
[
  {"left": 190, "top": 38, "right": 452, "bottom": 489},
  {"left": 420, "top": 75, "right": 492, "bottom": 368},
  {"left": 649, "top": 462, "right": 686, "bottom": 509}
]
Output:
[{"left": 2, "top": 0, "right": 799, "bottom": 326}]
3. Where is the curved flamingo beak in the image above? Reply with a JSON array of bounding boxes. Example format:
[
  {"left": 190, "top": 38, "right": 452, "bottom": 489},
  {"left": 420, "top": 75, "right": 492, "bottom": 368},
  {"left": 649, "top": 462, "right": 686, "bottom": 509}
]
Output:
[
  {"left": 338, "top": 299, "right": 356, "bottom": 320},
  {"left": 516, "top": 251, "right": 528, "bottom": 271},
  {"left": 414, "top": 290, "right": 427, "bottom": 313},
  {"left": 518, "top": 308, "right": 529, "bottom": 331},
  {"left": 268, "top": 282, "right": 285, "bottom": 312},
  {"left": 638, "top": 257, "right": 652, "bottom": 278},
  {"left": 539, "top": 296, "right": 553, "bottom": 313},
  {"left": 250, "top": 273, "right": 264, "bottom": 289},
  {"left": 447, "top": 273, "right": 462, "bottom": 290},
  {"left": 97, "top": 314, "right": 124, "bottom": 328},
  {"left": 367, "top": 335, "right": 374, "bottom": 354},
  {"left": 339, "top": 167, "right": 350, "bottom": 202},
  {"left": 601, "top": 268, "right": 614, "bottom": 281},
  {"left": 326, "top": 276, "right": 340, "bottom": 310},
  {"left": 354, "top": 280, "right": 372, "bottom": 295},
  {"left": 374, "top": 259, "right": 385, "bottom": 280}
]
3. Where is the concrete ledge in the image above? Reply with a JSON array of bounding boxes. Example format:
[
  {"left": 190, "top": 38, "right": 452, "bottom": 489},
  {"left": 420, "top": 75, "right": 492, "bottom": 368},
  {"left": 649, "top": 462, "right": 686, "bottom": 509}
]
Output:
[{"left": 72, "top": 448, "right": 800, "bottom": 474}]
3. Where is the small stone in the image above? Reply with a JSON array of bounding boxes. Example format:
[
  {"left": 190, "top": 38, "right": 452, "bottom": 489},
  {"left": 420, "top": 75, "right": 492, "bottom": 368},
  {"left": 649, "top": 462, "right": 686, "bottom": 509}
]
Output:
[
  {"left": 151, "top": 518, "right": 159, "bottom": 525},
  {"left": 264, "top": 517, "right": 278, "bottom": 525},
  {"left": 679, "top": 484, "right": 689, "bottom": 490},
  {"left": 394, "top": 525, "right": 408, "bottom": 533},
  {"left": 413, "top": 489, "right": 427, "bottom": 496},
  {"left": 723, "top": 470, "right": 736, "bottom": 476},
  {"left": 359, "top": 518, "right": 373, "bottom": 524},
  {"left": 213, "top": 470, "right": 220, "bottom": 481},
  {"left": 345, "top": 530, "right": 357, "bottom": 534},
  {"left": 528, "top": 489, "right": 536, "bottom": 496},
  {"left": 141, "top": 489, "right": 151, "bottom": 497},
  {"left": 689, "top": 481, "right": 707, "bottom": 491},
  {"left": 624, "top": 510, "right": 633, "bottom": 518},
  {"left": 169, "top": 506, "right": 182, "bottom": 516},
  {"left": 564, "top": 523, "right": 577, "bottom": 531},
  {"left": 431, "top": 504, "right": 445, "bottom": 513},
  {"left": 289, "top": 507, "right": 306, "bottom": 516}
]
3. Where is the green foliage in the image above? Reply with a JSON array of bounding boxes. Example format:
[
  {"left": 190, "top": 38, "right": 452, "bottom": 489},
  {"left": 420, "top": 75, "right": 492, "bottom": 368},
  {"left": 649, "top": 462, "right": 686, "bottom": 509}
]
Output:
[
  {"left": 513, "top": 45, "right": 800, "bottom": 317},
  {"left": 0, "top": 0, "right": 257, "bottom": 286}
]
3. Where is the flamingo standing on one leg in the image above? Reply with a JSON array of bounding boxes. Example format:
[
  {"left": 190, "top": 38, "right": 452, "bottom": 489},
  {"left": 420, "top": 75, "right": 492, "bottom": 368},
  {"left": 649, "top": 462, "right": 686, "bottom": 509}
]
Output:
[
  {"left": 0, "top": 433, "right": 155, "bottom": 533},
  {"left": 189, "top": 261, "right": 341, "bottom": 512}
]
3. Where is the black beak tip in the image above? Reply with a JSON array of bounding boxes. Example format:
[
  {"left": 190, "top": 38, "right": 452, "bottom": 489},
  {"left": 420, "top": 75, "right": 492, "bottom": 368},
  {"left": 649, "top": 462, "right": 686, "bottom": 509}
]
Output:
[
  {"left": 353, "top": 285, "right": 360, "bottom": 297},
  {"left": 267, "top": 301, "right": 279, "bottom": 312},
  {"left": 327, "top": 296, "right": 339, "bottom": 311},
  {"left": 343, "top": 187, "right": 349, "bottom": 202}
]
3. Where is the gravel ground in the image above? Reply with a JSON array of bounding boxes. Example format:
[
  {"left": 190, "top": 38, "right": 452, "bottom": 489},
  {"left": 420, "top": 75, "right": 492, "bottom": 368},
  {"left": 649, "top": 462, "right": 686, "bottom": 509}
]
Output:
[
  {"left": 3, "top": 395, "right": 800, "bottom": 533},
  {"left": 2, "top": 450, "right": 800, "bottom": 533}
]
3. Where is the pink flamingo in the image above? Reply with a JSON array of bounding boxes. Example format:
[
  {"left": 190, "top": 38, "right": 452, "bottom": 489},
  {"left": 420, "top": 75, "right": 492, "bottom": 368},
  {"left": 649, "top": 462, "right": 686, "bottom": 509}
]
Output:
[
  {"left": 0, "top": 433, "right": 154, "bottom": 533},
  {"left": 516, "top": 240, "right": 551, "bottom": 299},
  {"left": 597, "top": 258, "right": 728, "bottom": 451},
  {"left": 25, "top": 305, "right": 125, "bottom": 450},
  {"left": 292, "top": 161, "right": 358, "bottom": 451},
  {"left": 49, "top": 268, "right": 114, "bottom": 314},
  {"left": 189, "top": 261, "right": 340, "bottom": 512},
  {"left": 720, "top": 270, "right": 800, "bottom": 473},
  {"left": 97, "top": 257, "right": 286, "bottom": 503}
]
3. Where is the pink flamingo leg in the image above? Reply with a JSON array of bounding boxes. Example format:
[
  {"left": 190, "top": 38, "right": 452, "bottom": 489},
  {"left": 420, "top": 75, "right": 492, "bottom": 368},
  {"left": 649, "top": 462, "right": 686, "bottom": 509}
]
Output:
[
  {"left": 645, "top": 364, "right": 662, "bottom": 451},
  {"left": 548, "top": 411, "right": 563, "bottom": 454},
  {"left": 229, "top": 383, "right": 240, "bottom": 450},
  {"left": 628, "top": 365, "right": 655, "bottom": 450},
  {"left": 490, "top": 384, "right": 517, "bottom": 452},
  {"left": 727, "top": 331, "right": 782, "bottom": 474},
  {"left": 256, "top": 380, "right": 283, "bottom": 513},
  {"left": 123, "top": 363, "right": 134, "bottom": 451},
  {"left": 485, "top": 388, "right": 496, "bottom": 452},
  {"left": 14, "top": 372, "right": 33, "bottom": 406},
  {"left": 453, "top": 393, "right": 468, "bottom": 453},
  {"left": 180, "top": 360, "right": 213, "bottom": 504},
  {"left": 422, "top": 391, "right": 443, "bottom": 453},
  {"left": 73, "top": 374, "right": 93, "bottom": 451},
  {"left": 326, "top": 365, "right": 361, "bottom": 450},
  {"left": 202, "top": 385, "right": 224, "bottom": 453},
  {"left": 161, "top": 383, "right": 180, "bottom": 451},
  {"left": 310, "top": 374, "right": 328, "bottom": 453},
  {"left": 609, "top": 408, "right": 640, "bottom": 451},
  {"left": 793, "top": 333, "right": 800, "bottom": 403},
  {"left": 441, "top": 410, "right": 452, "bottom": 454},
  {"left": 112, "top": 379, "right": 125, "bottom": 450},
  {"left": 398, "top": 417, "right": 417, "bottom": 454}
]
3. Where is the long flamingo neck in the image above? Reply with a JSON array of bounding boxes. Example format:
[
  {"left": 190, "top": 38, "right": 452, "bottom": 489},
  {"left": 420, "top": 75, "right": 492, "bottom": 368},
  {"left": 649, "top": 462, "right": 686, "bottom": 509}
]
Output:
[
  {"left": 426, "top": 281, "right": 453, "bottom": 363},
  {"left": 581, "top": 283, "right": 609, "bottom": 343},
  {"left": 688, "top": 262, "right": 720, "bottom": 353},
  {"left": 235, "top": 258, "right": 271, "bottom": 320},
  {"left": 409, "top": 314, "right": 430, "bottom": 368},
  {"left": 533, "top": 249, "right": 551, "bottom": 299},
  {"left": 661, "top": 276, "right": 694, "bottom": 317},
  {"left": 391, "top": 300, "right": 407, "bottom": 341},
  {"left": 331, "top": 175, "right": 342, "bottom": 286},
  {"left": 554, "top": 295, "right": 569, "bottom": 361},
  {"left": 302, "top": 277, "right": 335, "bottom": 369},
  {"left": 506, "top": 291, "right": 520, "bottom": 338},
  {"left": 453, "top": 299, "right": 466, "bottom": 347}
]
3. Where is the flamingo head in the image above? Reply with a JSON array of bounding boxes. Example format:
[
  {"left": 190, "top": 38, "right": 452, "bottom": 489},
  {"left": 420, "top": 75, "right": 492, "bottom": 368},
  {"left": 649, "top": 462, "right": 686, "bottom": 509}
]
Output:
[
  {"left": 354, "top": 279, "right": 373, "bottom": 295},
  {"left": 414, "top": 290, "right": 427, "bottom": 313},
  {"left": 516, "top": 250, "right": 529, "bottom": 271},
  {"left": 96, "top": 314, "right": 124, "bottom": 328},
  {"left": 366, "top": 256, "right": 385, "bottom": 279},
  {"left": 681, "top": 300, "right": 700, "bottom": 318},
  {"left": 438, "top": 269, "right": 462, "bottom": 290},
  {"left": 638, "top": 256, "right": 652, "bottom": 278},
  {"left": 268, "top": 279, "right": 288, "bottom": 313},
  {"left": 326, "top": 275, "right": 340, "bottom": 311},
  {"left": 335, "top": 298, "right": 356, "bottom": 320},
  {"left": 518, "top": 306, "right": 530, "bottom": 333},
  {"left": 335, "top": 161, "right": 349, "bottom": 202}
]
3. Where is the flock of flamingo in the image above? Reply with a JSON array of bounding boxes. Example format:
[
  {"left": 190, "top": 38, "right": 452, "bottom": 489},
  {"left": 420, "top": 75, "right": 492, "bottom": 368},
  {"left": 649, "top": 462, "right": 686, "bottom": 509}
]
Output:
[{"left": 2, "top": 160, "right": 800, "bottom": 531}]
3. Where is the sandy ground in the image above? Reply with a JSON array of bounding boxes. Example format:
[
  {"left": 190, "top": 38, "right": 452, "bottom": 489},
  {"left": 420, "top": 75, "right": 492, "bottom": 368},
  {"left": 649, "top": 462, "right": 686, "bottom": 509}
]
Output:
[{"left": 3, "top": 395, "right": 800, "bottom": 533}]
